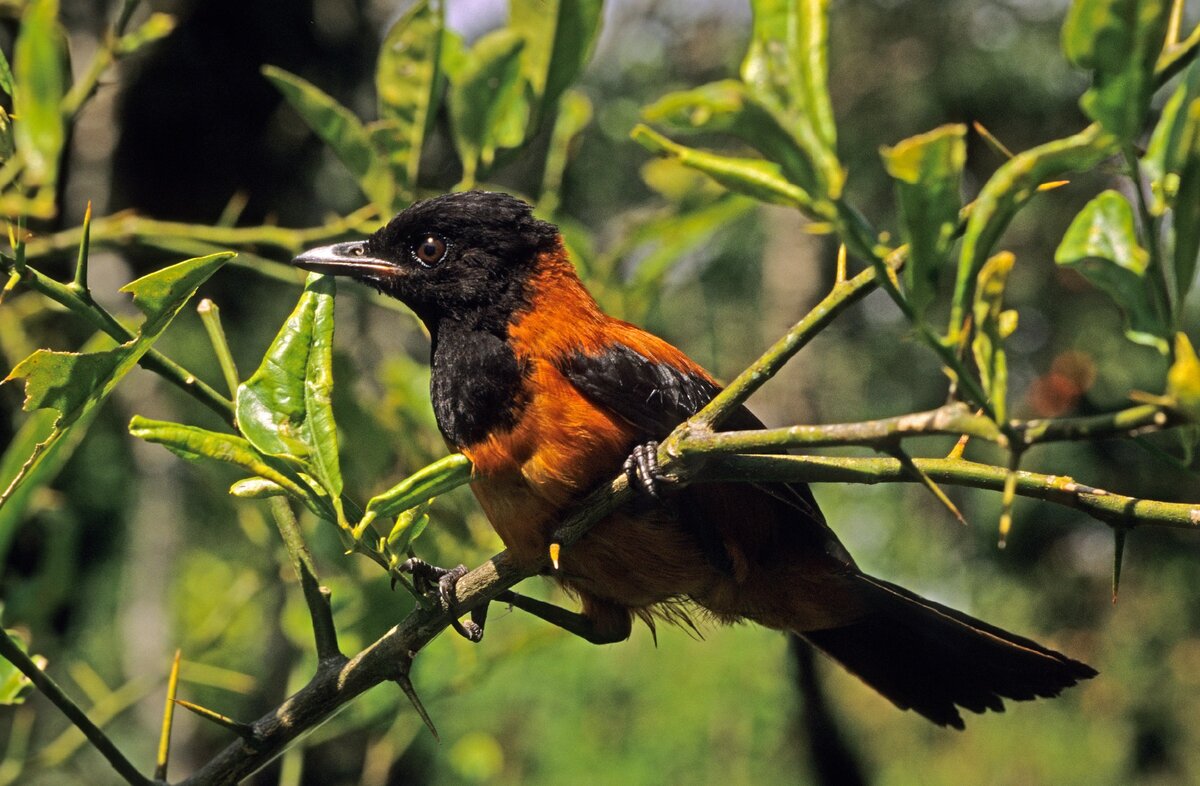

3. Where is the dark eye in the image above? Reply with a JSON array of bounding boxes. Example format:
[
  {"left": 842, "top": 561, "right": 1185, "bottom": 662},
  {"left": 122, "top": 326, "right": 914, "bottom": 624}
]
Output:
[{"left": 413, "top": 234, "right": 447, "bottom": 267}]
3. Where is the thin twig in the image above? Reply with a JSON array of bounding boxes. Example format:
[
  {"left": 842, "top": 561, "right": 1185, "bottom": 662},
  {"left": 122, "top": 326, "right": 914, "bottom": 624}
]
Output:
[
  {"left": 0, "top": 630, "right": 151, "bottom": 786},
  {"left": 267, "top": 498, "right": 342, "bottom": 663}
]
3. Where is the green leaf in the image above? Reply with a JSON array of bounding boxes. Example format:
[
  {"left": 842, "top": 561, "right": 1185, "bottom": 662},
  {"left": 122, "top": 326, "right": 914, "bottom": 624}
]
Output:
[
  {"left": 129, "top": 416, "right": 331, "bottom": 519},
  {"left": 510, "top": 0, "right": 603, "bottom": 124},
  {"left": 262, "top": 65, "right": 393, "bottom": 211},
  {"left": 741, "top": 0, "right": 841, "bottom": 197},
  {"left": 114, "top": 11, "right": 175, "bottom": 55},
  {"left": 0, "top": 253, "right": 233, "bottom": 512},
  {"left": 0, "top": 627, "right": 43, "bottom": 705},
  {"left": 447, "top": 29, "right": 526, "bottom": 184},
  {"left": 628, "top": 196, "right": 758, "bottom": 293},
  {"left": 229, "top": 477, "right": 287, "bottom": 499},
  {"left": 386, "top": 501, "right": 433, "bottom": 555},
  {"left": 1172, "top": 98, "right": 1200, "bottom": 306},
  {"left": 539, "top": 89, "right": 593, "bottom": 209},
  {"left": 236, "top": 274, "right": 342, "bottom": 514},
  {"left": 880, "top": 124, "right": 967, "bottom": 317},
  {"left": 13, "top": 0, "right": 66, "bottom": 191},
  {"left": 642, "top": 80, "right": 815, "bottom": 188},
  {"left": 950, "top": 124, "right": 1118, "bottom": 342},
  {"left": 632, "top": 124, "right": 815, "bottom": 209},
  {"left": 1167, "top": 333, "right": 1200, "bottom": 421},
  {"left": 360, "top": 453, "right": 472, "bottom": 532},
  {"left": 972, "top": 252, "right": 1015, "bottom": 422},
  {"left": 1055, "top": 190, "right": 1168, "bottom": 352},
  {"left": 1062, "top": 0, "right": 1171, "bottom": 141},
  {"left": 1143, "top": 61, "right": 1200, "bottom": 213},
  {"left": 375, "top": 0, "right": 445, "bottom": 204}
]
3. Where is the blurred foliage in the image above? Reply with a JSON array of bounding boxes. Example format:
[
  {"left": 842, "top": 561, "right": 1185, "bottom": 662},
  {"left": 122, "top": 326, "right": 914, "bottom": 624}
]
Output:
[{"left": 0, "top": 0, "right": 1197, "bottom": 785}]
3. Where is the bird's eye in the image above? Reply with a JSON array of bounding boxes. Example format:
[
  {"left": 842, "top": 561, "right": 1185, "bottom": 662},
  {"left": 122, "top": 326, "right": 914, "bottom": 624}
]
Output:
[{"left": 413, "top": 235, "right": 447, "bottom": 267}]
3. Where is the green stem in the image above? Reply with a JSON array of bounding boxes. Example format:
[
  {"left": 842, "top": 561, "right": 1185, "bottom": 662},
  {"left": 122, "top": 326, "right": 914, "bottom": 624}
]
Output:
[
  {"left": 196, "top": 299, "right": 241, "bottom": 398},
  {"left": 9, "top": 261, "right": 235, "bottom": 425},
  {"left": 1124, "top": 146, "right": 1174, "bottom": 330},
  {"left": 0, "top": 630, "right": 151, "bottom": 786},
  {"left": 702, "top": 453, "right": 1200, "bottom": 530},
  {"left": 267, "top": 498, "right": 342, "bottom": 663}
]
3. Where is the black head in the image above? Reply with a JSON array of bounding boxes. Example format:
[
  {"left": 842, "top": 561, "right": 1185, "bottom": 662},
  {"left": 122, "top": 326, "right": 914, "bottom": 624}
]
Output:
[{"left": 292, "top": 191, "right": 560, "bottom": 327}]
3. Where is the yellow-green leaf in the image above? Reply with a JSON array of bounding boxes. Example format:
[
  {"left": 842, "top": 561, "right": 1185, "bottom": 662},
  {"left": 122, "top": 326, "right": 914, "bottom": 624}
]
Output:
[
  {"left": 972, "top": 252, "right": 1015, "bottom": 422},
  {"left": 1167, "top": 333, "right": 1200, "bottom": 421},
  {"left": 13, "top": 0, "right": 66, "bottom": 189},
  {"left": 361, "top": 453, "right": 472, "bottom": 532}
]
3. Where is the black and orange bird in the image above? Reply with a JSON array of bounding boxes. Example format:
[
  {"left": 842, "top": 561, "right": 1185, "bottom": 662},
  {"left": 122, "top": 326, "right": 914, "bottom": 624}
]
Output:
[{"left": 293, "top": 190, "right": 1095, "bottom": 729}]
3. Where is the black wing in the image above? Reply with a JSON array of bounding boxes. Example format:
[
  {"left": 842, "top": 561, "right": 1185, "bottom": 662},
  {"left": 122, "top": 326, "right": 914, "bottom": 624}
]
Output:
[{"left": 557, "top": 342, "right": 848, "bottom": 574}]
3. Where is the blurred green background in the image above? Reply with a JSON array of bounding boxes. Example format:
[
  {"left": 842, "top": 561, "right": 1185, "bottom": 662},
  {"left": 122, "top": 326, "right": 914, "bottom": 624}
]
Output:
[{"left": 2, "top": 0, "right": 1200, "bottom": 784}]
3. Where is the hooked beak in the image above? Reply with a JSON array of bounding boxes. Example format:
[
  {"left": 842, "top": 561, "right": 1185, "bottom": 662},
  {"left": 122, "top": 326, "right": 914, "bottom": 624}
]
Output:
[{"left": 291, "top": 241, "right": 397, "bottom": 279}]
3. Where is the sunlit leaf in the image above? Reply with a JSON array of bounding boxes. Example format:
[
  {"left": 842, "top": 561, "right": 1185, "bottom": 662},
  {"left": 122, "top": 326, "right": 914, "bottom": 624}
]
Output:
[
  {"left": 375, "top": 0, "right": 445, "bottom": 204},
  {"left": 632, "top": 124, "right": 815, "bottom": 209},
  {"left": 360, "top": 452, "right": 472, "bottom": 532},
  {"left": 129, "top": 416, "right": 331, "bottom": 520},
  {"left": 881, "top": 124, "right": 967, "bottom": 317},
  {"left": 741, "top": 0, "right": 841, "bottom": 197},
  {"left": 1, "top": 253, "right": 233, "bottom": 512},
  {"left": 446, "top": 29, "right": 526, "bottom": 183},
  {"left": 263, "top": 65, "right": 393, "bottom": 211},
  {"left": 1143, "top": 61, "right": 1200, "bottom": 212},
  {"left": 1055, "top": 190, "right": 1168, "bottom": 352},
  {"left": 510, "top": 0, "right": 603, "bottom": 124},
  {"left": 13, "top": 0, "right": 66, "bottom": 192},
  {"left": 114, "top": 12, "right": 175, "bottom": 55},
  {"left": 1062, "top": 0, "right": 1170, "bottom": 141},
  {"left": 1167, "top": 332, "right": 1200, "bottom": 421},
  {"left": 235, "top": 274, "right": 343, "bottom": 515},
  {"left": 642, "top": 80, "right": 815, "bottom": 188},
  {"left": 972, "top": 252, "right": 1015, "bottom": 422},
  {"left": 950, "top": 124, "right": 1118, "bottom": 341}
]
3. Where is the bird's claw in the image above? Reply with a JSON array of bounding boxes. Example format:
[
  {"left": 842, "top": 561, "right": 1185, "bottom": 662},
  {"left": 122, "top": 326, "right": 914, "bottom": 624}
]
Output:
[
  {"left": 624, "top": 441, "right": 670, "bottom": 500},
  {"left": 399, "top": 559, "right": 483, "bottom": 643}
]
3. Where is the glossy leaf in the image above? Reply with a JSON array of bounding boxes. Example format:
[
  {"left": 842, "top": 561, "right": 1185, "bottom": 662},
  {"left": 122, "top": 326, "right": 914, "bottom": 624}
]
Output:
[
  {"left": 447, "top": 29, "right": 526, "bottom": 183},
  {"left": 741, "top": 0, "right": 841, "bottom": 197},
  {"left": 13, "top": 0, "right": 66, "bottom": 190},
  {"left": 361, "top": 452, "right": 472, "bottom": 531},
  {"left": 262, "top": 65, "right": 393, "bottom": 211},
  {"left": 129, "top": 416, "right": 330, "bottom": 520},
  {"left": 1055, "top": 190, "right": 1167, "bottom": 352},
  {"left": 375, "top": 0, "right": 445, "bottom": 204},
  {"left": 950, "top": 124, "right": 1118, "bottom": 341},
  {"left": 1167, "top": 332, "right": 1200, "bottom": 421},
  {"left": 1063, "top": 0, "right": 1170, "bottom": 141},
  {"left": 632, "top": 124, "right": 815, "bottom": 209},
  {"left": 880, "top": 124, "right": 967, "bottom": 316},
  {"left": 1143, "top": 61, "right": 1200, "bottom": 213},
  {"left": 642, "top": 80, "right": 814, "bottom": 188},
  {"left": 235, "top": 273, "right": 343, "bottom": 514},
  {"left": 1, "top": 253, "right": 233, "bottom": 512},
  {"left": 510, "top": 0, "right": 603, "bottom": 124},
  {"left": 972, "top": 252, "right": 1015, "bottom": 422}
]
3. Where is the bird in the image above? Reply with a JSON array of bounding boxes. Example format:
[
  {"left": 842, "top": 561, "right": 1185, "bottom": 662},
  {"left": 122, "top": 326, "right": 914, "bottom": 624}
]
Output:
[{"left": 293, "top": 190, "right": 1095, "bottom": 729}]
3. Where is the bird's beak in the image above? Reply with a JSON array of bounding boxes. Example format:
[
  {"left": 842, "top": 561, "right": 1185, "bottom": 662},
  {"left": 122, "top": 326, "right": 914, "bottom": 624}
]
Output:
[{"left": 291, "top": 241, "right": 397, "bottom": 279}]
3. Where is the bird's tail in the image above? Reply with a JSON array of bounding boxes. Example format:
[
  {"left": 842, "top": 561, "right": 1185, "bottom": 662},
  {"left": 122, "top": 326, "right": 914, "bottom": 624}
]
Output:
[{"left": 799, "top": 574, "right": 1096, "bottom": 729}]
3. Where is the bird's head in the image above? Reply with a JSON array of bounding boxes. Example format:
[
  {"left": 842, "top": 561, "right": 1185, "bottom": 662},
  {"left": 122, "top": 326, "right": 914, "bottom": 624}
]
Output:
[{"left": 293, "top": 191, "right": 561, "bottom": 328}]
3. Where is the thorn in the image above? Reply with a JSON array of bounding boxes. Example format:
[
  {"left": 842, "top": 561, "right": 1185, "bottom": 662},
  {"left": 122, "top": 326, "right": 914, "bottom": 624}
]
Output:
[
  {"left": 998, "top": 455, "right": 1020, "bottom": 548},
  {"left": 1036, "top": 179, "right": 1070, "bottom": 192},
  {"left": 892, "top": 448, "right": 968, "bottom": 526},
  {"left": 835, "top": 244, "right": 848, "bottom": 283},
  {"left": 173, "top": 699, "right": 256, "bottom": 742},
  {"left": 946, "top": 433, "right": 971, "bottom": 461},
  {"left": 1112, "top": 529, "right": 1127, "bottom": 604},
  {"left": 973, "top": 120, "right": 1015, "bottom": 159},
  {"left": 549, "top": 542, "right": 561, "bottom": 571},
  {"left": 396, "top": 673, "right": 439, "bottom": 742},
  {"left": 155, "top": 649, "right": 182, "bottom": 781}
]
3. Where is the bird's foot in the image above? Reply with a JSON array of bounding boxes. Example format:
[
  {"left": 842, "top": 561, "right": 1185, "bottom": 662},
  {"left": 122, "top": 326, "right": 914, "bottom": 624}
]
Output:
[
  {"left": 399, "top": 558, "right": 484, "bottom": 643},
  {"left": 624, "top": 441, "right": 671, "bottom": 500}
]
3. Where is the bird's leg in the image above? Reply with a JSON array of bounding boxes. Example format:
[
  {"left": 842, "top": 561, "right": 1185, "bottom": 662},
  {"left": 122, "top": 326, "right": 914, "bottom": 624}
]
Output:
[
  {"left": 399, "top": 558, "right": 484, "bottom": 643},
  {"left": 495, "top": 590, "right": 632, "bottom": 645},
  {"left": 624, "top": 440, "right": 671, "bottom": 500}
]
